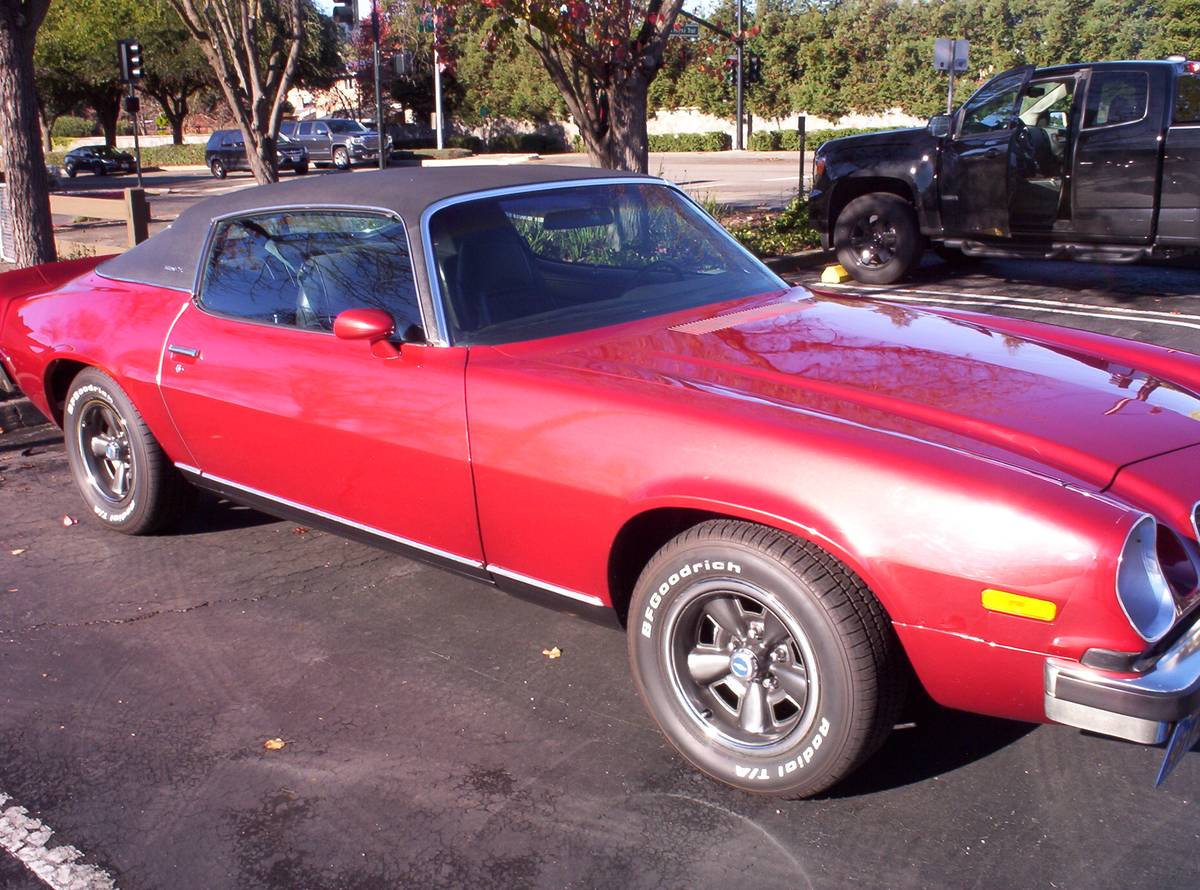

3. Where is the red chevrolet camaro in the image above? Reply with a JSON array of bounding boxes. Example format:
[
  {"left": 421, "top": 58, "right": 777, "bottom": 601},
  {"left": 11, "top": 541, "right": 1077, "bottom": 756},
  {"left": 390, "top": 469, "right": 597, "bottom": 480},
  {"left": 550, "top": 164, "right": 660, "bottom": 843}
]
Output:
[{"left": 2, "top": 166, "right": 1199, "bottom": 796}]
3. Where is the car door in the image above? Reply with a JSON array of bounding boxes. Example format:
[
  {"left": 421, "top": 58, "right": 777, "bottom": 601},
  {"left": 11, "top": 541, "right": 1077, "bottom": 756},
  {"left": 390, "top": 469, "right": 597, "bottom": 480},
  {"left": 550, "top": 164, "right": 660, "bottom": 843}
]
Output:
[
  {"left": 157, "top": 208, "right": 485, "bottom": 571},
  {"left": 940, "top": 66, "right": 1035, "bottom": 237},
  {"left": 1070, "top": 66, "right": 1167, "bottom": 243},
  {"left": 310, "top": 122, "right": 332, "bottom": 161}
]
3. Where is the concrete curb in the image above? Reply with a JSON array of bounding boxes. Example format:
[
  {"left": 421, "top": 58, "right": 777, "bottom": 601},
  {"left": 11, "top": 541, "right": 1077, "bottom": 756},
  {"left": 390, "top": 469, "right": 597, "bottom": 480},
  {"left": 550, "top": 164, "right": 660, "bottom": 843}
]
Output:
[
  {"left": 0, "top": 396, "right": 48, "bottom": 435},
  {"left": 763, "top": 249, "right": 834, "bottom": 278}
]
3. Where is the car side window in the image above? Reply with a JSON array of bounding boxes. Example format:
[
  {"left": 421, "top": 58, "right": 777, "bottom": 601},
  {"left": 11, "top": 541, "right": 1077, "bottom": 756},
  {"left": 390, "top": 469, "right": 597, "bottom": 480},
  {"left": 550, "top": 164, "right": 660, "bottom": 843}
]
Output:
[
  {"left": 959, "top": 74, "right": 1025, "bottom": 137},
  {"left": 298, "top": 122, "right": 312, "bottom": 137},
  {"left": 1174, "top": 74, "right": 1200, "bottom": 124},
  {"left": 199, "top": 211, "right": 422, "bottom": 337},
  {"left": 313, "top": 123, "right": 328, "bottom": 136},
  {"left": 1084, "top": 71, "right": 1148, "bottom": 128}
]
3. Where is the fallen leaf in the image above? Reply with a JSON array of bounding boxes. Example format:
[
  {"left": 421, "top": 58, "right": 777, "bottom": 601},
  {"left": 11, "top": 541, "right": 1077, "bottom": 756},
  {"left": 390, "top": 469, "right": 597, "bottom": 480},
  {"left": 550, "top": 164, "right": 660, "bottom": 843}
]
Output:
[
  {"left": 10, "top": 548, "right": 26, "bottom": 556},
  {"left": 542, "top": 646, "right": 562, "bottom": 659},
  {"left": 263, "top": 737, "right": 287, "bottom": 751},
  {"left": 291, "top": 527, "right": 309, "bottom": 536},
  {"left": 61, "top": 515, "right": 78, "bottom": 527}
]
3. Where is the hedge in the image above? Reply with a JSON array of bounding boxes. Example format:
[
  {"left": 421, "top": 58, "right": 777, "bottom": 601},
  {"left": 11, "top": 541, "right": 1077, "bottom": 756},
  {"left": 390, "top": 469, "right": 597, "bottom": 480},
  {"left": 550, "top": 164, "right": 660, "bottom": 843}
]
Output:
[
  {"left": 748, "top": 127, "right": 908, "bottom": 151},
  {"left": 570, "top": 131, "right": 733, "bottom": 153},
  {"left": 51, "top": 115, "right": 98, "bottom": 138},
  {"left": 47, "top": 143, "right": 208, "bottom": 168},
  {"left": 444, "top": 132, "right": 566, "bottom": 154}
]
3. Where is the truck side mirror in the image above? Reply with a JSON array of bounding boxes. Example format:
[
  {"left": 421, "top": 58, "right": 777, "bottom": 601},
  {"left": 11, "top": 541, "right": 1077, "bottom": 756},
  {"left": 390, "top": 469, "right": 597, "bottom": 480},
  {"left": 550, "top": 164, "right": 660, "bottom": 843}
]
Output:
[{"left": 928, "top": 115, "right": 953, "bottom": 139}]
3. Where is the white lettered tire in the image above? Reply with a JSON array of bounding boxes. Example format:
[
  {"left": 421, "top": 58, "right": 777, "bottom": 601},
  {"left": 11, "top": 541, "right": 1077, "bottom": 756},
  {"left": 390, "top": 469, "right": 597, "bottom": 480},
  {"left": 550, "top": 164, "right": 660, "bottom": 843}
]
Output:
[
  {"left": 628, "top": 520, "right": 904, "bottom": 797},
  {"left": 63, "top": 368, "right": 190, "bottom": 535}
]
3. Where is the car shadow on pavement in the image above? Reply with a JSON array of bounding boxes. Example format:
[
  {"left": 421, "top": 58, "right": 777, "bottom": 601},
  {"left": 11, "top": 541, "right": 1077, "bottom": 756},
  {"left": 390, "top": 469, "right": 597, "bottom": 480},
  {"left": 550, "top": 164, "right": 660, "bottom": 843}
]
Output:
[
  {"left": 905, "top": 254, "right": 1200, "bottom": 300},
  {"left": 823, "top": 695, "right": 1036, "bottom": 798},
  {"left": 175, "top": 492, "right": 281, "bottom": 535}
]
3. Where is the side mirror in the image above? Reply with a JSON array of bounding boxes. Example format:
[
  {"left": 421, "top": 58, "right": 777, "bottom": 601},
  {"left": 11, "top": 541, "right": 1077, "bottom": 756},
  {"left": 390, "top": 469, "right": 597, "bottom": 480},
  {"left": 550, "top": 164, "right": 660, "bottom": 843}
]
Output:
[
  {"left": 333, "top": 308, "right": 400, "bottom": 358},
  {"left": 928, "top": 114, "right": 953, "bottom": 139}
]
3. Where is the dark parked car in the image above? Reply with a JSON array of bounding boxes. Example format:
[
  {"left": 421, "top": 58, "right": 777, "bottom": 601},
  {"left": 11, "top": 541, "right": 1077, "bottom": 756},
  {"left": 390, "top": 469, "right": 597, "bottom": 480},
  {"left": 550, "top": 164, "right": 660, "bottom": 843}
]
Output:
[
  {"left": 205, "top": 129, "right": 308, "bottom": 179},
  {"left": 279, "top": 118, "right": 390, "bottom": 169},
  {"left": 62, "top": 145, "right": 135, "bottom": 178},
  {"left": 810, "top": 59, "right": 1200, "bottom": 283}
]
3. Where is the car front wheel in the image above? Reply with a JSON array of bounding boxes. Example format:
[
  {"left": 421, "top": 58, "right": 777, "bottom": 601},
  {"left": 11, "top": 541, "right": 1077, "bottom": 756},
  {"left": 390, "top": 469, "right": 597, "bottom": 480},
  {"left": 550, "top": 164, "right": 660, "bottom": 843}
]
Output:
[
  {"left": 833, "top": 193, "right": 921, "bottom": 285},
  {"left": 332, "top": 147, "right": 350, "bottom": 169},
  {"left": 628, "top": 519, "right": 904, "bottom": 797},
  {"left": 209, "top": 158, "right": 226, "bottom": 179},
  {"left": 64, "top": 368, "right": 190, "bottom": 535}
]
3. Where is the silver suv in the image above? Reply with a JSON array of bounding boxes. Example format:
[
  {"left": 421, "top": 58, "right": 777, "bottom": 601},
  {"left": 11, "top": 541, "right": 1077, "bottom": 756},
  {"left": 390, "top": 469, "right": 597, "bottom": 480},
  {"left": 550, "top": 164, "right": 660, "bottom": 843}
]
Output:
[{"left": 279, "top": 119, "right": 390, "bottom": 169}]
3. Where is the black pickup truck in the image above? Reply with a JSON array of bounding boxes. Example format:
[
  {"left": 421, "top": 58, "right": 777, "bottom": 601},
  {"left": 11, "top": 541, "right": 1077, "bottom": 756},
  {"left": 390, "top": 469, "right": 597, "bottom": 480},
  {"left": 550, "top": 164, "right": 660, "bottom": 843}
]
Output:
[{"left": 809, "top": 59, "right": 1200, "bottom": 283}]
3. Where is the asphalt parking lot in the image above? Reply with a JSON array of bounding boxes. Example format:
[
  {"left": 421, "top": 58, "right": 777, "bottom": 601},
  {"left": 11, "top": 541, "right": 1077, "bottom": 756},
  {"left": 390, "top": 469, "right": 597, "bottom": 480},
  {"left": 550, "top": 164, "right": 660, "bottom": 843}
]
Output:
[{"left": 2, "top": 257, "right": 1199, "bottom": 890}]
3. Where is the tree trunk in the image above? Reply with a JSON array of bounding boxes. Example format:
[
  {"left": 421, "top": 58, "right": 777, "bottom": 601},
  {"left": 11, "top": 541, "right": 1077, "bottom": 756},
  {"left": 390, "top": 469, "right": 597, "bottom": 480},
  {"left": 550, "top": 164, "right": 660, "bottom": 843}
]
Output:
[
  {"left": 0, "top": 19, "right": 55, "bottom": 267},
  {"left": 605, "top": 76, "right": 651, "bottom": 174},
  {"left": 40, "top": 111, "right": 54, "bottom": 155},
  {"left": 95, "top": 93, "right": 121, "bottom": 148}
]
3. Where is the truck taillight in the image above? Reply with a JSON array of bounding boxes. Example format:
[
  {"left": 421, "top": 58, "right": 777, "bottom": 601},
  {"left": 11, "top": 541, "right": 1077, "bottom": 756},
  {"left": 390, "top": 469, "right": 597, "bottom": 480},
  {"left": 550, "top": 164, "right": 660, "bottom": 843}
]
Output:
[{"left": 1188, "top": 61, "right": 1200, "bottom": 74}]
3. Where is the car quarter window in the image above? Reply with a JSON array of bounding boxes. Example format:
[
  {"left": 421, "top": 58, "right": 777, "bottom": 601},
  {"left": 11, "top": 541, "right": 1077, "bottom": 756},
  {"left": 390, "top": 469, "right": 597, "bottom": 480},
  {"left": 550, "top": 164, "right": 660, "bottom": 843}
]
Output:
[
  {"left": 198, "top": 210, "right": 423, "bottom": 337},
  {"left": 1175, "top": 74, "right": 1200, "bottom": 124},
  {"left": 1084, "top": 71, "right": 1148, "bottom": 127}
]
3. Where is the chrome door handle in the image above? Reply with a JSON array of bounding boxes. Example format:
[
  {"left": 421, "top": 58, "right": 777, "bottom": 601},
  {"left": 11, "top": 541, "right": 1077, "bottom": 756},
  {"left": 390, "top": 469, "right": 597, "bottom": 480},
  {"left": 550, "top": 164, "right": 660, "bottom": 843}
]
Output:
[{"left": 168, "top": 345, "right": 200, "bottom": 359}]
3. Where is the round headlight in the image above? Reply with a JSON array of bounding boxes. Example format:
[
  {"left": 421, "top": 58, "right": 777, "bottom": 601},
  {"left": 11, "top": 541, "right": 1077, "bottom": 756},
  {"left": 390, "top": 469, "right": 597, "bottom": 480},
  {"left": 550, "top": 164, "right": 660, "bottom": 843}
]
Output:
[{"left": 1116, "top": 515, "right": 1178, "bottom": 642}]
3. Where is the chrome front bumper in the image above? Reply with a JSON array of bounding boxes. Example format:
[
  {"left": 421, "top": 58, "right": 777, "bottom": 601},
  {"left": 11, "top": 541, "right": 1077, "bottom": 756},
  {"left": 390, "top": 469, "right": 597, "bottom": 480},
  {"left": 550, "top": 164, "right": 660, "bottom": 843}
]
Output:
[{"left": 1045, "top": 613, "right": 1200, "bottom": 744}]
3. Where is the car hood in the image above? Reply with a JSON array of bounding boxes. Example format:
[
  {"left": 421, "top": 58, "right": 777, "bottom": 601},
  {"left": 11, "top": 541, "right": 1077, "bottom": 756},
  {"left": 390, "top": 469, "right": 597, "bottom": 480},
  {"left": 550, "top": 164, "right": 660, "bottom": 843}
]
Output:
[{"left": 517, "top": 289, "right": 1200, "bottom": 489}]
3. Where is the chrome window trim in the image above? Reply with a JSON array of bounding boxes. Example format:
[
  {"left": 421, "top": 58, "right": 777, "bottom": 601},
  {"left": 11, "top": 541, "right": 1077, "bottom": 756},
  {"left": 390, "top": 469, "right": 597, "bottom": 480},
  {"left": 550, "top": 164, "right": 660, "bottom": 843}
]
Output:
[
  {"left": 175, "top": 464, "right": 485, "bottom": 568},
  {"left": 419, "top": 176, "right": 786, "bottom": 347},
  {"left": 191, "top": 204, "right": 431, "bottom": 342},
  {"left": 1192, "top": 501, "right": 1199, "bottom": 544}
]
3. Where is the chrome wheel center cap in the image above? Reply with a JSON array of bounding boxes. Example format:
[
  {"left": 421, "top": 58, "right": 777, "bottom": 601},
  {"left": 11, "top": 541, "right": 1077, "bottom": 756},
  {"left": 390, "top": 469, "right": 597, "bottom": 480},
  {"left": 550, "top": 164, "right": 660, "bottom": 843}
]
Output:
[
  {"left": 105, "top": 440, "right": 125, "bottom": 462},
  {"left": 729, "top": 648, "right": 759, "bottom": 681}
]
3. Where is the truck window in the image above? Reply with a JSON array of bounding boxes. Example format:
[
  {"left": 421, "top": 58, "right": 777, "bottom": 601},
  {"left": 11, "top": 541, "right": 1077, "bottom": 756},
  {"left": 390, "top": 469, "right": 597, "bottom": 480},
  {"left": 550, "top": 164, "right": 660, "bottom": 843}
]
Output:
[
  {"left": 1083, "top": 71, "right": 1148, "bottom": 128},
  {"left": 959, "top": 74, "right": 1025, "bottom": 137},
  {"left": 1175, "top": 75, "right": 1200, "bottom": 124}
]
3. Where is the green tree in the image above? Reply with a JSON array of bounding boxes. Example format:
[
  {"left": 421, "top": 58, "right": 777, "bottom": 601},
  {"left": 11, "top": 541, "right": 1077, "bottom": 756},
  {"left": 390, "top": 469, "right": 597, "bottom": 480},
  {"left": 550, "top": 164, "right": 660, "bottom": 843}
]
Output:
[
  {"left": 168, "top": 0, "right": 307, "bottom": 183},
  {"left": 138, "top": 3, "right": 213, "bottom": 144},
  {"left": 36, "top": 0, "right": 125, "bottom": 146},
  {"left": 445, "top": 0, "right": 687, "bottom": 172}
]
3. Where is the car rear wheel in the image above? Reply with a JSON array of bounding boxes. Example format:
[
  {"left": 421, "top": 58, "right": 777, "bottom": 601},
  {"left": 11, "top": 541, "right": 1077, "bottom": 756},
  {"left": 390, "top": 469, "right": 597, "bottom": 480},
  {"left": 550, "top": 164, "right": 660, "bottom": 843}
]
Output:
[
  {"left": 295, "top": 162, "right": 309, "bottom": 175},
  {"left": 210, "top": 158, "right": 226, "bottom": 179},
  {"left": 92, "top": 162, "right": 105, "bottom": 176},
  {"left": 332, "top": 147, "right": 350, "bottom": 169},
  {"left": 65, "top": 163, "right": 77, "bottom": 179},
  {"left": 834, "top": 193, "right": 921, "bottom": 285},
  {"left": 628, "top": 519, "right": 904, "bottom": 797},
  {"left": 64, "top": 368, "right": 191, "bottom": 535}
]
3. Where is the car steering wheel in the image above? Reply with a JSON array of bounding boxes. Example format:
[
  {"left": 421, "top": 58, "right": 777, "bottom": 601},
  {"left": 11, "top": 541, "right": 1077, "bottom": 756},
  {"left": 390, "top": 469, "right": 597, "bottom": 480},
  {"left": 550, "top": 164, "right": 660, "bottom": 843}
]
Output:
[{"left": 628, "top": 259, "right": 685, "bottom": 289}]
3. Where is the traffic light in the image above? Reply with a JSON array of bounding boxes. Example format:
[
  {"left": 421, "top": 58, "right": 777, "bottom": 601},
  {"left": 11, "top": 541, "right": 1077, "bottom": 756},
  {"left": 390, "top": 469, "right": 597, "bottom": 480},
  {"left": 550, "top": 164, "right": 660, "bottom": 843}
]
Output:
[
  {"left": 724, "top": 56, "right": 737, "bottom": 86},
  {"left": 747, "top": 55, "right": 763, "bottom": 85},
  {"left": 392, "top": 51, "right": 412, "bottom": 77},
  {"left": 117, "top": 39, "right": 142, "bottom": 83},
  {"left": 332, "top": 1, "right": 355, "bottom": 26}
]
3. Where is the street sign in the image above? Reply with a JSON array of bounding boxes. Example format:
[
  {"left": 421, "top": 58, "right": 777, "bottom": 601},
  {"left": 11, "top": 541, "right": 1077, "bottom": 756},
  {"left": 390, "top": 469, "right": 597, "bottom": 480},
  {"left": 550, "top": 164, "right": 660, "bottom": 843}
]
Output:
[
  {"left": 672, "top": 21, "right": 700, "bottom": 39},
  {"left": 933, "top": 38, "right": 969, "bottom": 73}
]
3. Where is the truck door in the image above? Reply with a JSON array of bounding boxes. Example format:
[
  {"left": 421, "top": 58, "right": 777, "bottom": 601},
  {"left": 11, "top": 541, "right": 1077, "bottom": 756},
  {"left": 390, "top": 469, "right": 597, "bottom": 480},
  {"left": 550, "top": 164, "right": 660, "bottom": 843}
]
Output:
[
  {"left": 1071, "top": 66, "right": 1168, "bottom": 243},
  {"left": 940, "top": 66, "right": 1034, "bottom": 237}
]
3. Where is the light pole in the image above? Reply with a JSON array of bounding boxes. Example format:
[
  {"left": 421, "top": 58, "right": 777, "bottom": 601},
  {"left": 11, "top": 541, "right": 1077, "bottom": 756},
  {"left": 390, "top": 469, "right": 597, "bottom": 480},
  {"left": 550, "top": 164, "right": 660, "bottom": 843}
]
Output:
[
  {"left": 372, "top": 0, "right": 386, "bottom": 169},
  {"left": 432, "top": 7, "right": 444, "bottom": 150},
  {"left": 735, "top": 0, "right": 744, "bottom": 150}
]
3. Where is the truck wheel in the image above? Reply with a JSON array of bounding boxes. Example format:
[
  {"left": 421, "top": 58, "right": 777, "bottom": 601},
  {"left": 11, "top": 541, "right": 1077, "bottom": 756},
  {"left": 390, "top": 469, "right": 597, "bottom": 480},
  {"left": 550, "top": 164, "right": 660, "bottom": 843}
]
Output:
[
  {"left": 628, "top": 519, "right": 904, "bottom": 798},
  {"left": 332, "top": 147, "right": 350, "bottom": 169},
  {"left": 834, "top": 193, "right": 921, "bottom": 285},
  {"left": 64, "top": 368, "right": 191, "bottom": 535}
]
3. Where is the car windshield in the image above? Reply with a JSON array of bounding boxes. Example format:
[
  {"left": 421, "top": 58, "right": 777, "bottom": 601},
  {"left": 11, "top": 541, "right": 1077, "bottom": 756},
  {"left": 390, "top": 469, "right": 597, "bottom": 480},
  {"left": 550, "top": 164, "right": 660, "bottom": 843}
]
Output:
[
  {"left": 428, "top": 182, "right": 785, "bottom": 345},
  {"left": 327, "top": 120, "right": 367, "bottom": 134}
]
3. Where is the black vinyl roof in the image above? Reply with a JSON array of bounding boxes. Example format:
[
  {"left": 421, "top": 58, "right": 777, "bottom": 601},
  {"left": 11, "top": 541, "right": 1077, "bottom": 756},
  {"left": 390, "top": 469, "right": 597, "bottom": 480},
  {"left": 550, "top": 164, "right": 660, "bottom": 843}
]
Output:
[{"left": 98, "top": 164, "right": 647, "bottom": 292}]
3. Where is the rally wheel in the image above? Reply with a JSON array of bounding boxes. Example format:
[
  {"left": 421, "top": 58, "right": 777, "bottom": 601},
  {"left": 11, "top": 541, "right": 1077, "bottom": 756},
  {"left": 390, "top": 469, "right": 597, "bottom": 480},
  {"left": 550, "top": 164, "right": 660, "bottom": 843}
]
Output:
[
  {"left": 64, "top": 368, "right": 190, "bottom": 535},
  {"left": 628, "top": 520, "right": 904, "bottom": 797}
]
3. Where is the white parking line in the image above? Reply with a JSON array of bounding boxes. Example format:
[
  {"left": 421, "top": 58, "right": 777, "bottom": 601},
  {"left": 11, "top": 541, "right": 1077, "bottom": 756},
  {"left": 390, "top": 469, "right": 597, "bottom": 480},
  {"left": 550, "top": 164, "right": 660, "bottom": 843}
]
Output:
[
  {"left": 817, "top": 284, "right": 1200, "bottom": 331},
  {"left": 0, "top": 792, "right": 117, "bottom": 890}
]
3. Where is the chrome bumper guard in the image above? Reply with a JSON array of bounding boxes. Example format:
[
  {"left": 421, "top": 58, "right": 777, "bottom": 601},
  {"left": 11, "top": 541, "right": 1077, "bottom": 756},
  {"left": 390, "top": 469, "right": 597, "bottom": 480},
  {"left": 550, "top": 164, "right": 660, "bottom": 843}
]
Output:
[{"left": 1045, "top": 614, "right": 1200, "bottom": 745}]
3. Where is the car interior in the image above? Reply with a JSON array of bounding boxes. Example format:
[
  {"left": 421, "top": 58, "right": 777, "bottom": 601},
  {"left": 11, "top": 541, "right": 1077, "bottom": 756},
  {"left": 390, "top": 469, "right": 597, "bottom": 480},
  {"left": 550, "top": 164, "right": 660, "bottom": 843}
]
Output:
[{"left": 1010, "top": 78, "right": 1077, "bottom": 230}]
